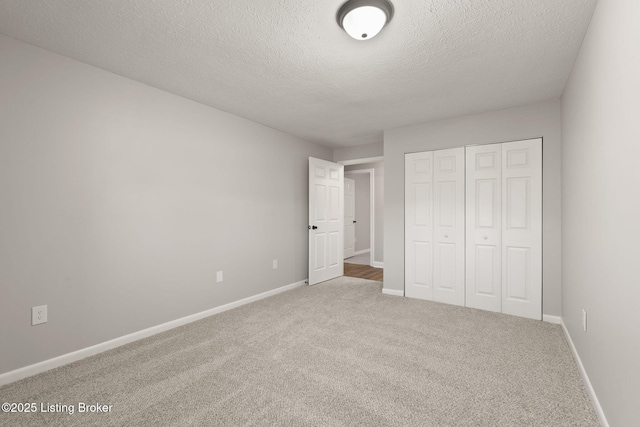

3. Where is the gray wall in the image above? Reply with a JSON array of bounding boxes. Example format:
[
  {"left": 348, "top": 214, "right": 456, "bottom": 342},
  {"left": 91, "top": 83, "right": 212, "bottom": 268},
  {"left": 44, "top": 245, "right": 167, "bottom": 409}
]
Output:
[
  {"left": 344, "top": 162, "right": 384, "bottom": 264},
  {"left": 345, "top": 173, "right": 370, "bottom": 253},
  {"left": 561, "top": 0, "right": 640, "bottom": 424},
  {"left": 383, "top": 101, "right": 562, "bottom": 314},
  {"left": 0, "top": 35, "right": 332, "bottom": 374}
]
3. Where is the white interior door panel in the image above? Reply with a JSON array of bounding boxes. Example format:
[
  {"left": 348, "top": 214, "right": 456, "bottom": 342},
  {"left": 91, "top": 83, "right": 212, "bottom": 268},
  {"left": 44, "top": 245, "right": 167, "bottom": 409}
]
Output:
[
  {"left": 344, "top": 177, "right": 355, "bottom": 259},
  {"left": 433, "top": 148, "right": 465, "bottom": 307},
  {"left": 501, "top": 139, "right": 542, "bottom": 320},
  {"left": 466, "top": 144, "right": 502, "bottom": 313},
  {"left": 309, "top": 158, "right": 344, "bottom": 285},
  {"left": 405, "top": 152, "right": 433, "bottom": 300}
]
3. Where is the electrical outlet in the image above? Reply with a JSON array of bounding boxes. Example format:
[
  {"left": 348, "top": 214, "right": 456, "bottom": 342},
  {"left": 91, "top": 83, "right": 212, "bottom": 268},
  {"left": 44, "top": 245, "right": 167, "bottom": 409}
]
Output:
[
  {"left": 32, "top": 305, "right": 48, "bottom": 326},
  {"left": 582, "top": 309, "right": 587, "bottom": 332},
  {"left": 272, "top": 259, "right": 278, "bottom": 270},
  {"left": 216, "top": 271, "right": 223, "bottom": 283}
]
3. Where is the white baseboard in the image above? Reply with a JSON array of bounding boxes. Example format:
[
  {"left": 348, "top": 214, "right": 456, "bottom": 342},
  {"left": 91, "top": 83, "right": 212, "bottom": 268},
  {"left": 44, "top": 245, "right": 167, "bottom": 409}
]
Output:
[
  {"left": 382, "top": 288, "right": 403, "bottom": 297},
  {"left": 372, "top": 261, "right": 384, "bottom": 268},
  {"left": 353, "top": 249, "right": 371, "bottom": 256},
  {"left": 543, "top": 314, "right": 562, "bottom": 324},
  {"left": 0, "top": 279, "right": 307, "bottom": 387},
  {"left": 560, "top": 319, "right": 609, "bottom": 427}
]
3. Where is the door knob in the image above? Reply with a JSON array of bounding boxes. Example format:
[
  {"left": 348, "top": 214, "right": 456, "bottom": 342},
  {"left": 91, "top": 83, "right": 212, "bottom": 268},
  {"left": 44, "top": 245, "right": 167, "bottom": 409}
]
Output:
[
  {"left": 353, "top": 220, "right": 357, "bottom": 224},
  {"left": 308, "top": 225, "right": 318, "bottom": 230}
]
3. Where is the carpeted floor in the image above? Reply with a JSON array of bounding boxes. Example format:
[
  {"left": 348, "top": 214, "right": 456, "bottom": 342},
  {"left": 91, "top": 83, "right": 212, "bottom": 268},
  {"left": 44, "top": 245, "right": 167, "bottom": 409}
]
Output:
[{"left": 0, "top": 277, "right": 598, "bottom": 426}]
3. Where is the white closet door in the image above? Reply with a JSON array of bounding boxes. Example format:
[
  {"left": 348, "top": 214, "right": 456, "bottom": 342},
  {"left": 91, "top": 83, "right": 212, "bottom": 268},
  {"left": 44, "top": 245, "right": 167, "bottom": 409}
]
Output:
[
  {"left": 433, "top": 148, "right": 465, "bottom": 306},
  {"left": 405, "top": 152, "right": 433, "bottom": 300},
  {"left": 465, "top": 144, "right": 502, "bottom": 312},
  {"left": 501, "top": 139, "right": 542, "bottom": 320}
]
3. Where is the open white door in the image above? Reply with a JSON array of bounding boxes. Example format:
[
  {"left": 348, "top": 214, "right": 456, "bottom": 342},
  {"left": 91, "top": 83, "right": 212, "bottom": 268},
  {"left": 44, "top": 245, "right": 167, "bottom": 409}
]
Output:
[
  {"left": 344, "top": 177, "right": 356, "bottom": 259},
  {"left": 309, "top": 157, "right": 344, "bottom": 285}
]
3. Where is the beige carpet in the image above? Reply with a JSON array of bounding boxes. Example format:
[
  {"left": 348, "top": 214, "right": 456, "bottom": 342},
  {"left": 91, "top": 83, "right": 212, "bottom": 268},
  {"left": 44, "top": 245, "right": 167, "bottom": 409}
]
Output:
[{"left": 0, "top": 277, "right": 598, "bottom": 426}]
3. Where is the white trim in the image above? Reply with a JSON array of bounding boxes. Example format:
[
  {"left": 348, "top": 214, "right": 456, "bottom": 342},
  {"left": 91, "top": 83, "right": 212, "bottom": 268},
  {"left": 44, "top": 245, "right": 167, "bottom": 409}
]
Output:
[
  {"left": 372, "top": 261, "right": 384, "bottom": 269},
  {"left": 353, "top": 249, "right": 370, "bottom": 256},
  {"left": 560, "top": 319, "right": 610, "bottom": 427},
  {"left": 0, "top": 279, "right": 307, "bottom": 387},
  {"left": 543, "top": 314, "right": 562, "bottom": 324},
  {"left": 382, "top": 288, "right": 403, "bottom": 297},
  {"left": 338, "top": 156, "right": 383, "bottom": 166}
]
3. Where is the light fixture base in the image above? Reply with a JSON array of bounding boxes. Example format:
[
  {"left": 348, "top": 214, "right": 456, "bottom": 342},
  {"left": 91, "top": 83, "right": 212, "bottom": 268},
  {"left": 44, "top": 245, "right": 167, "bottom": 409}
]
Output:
[{"left": 337, "top": 0, "right": 394, "bottom": 40}]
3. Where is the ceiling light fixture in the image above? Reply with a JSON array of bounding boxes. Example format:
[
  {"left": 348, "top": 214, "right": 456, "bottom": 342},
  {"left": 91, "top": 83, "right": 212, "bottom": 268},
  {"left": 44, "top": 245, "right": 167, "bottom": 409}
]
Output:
[{"left": 337, "top": 0, "right": 394, "bottom": 41}]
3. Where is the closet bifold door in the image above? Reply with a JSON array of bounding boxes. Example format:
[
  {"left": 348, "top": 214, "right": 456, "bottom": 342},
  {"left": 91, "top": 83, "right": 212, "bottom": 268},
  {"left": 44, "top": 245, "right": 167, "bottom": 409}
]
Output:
[
  {"left": 433, "top": 148, "right": 465, "bottom": 306},
  {"left": 405, "top": 152, "right": 434, "bottom": 299},
  {"left": 465, "top": 144, "right": 502, "bottom": 313},
  {"left": 501, "top": 139, "right": 542, "bottom": 320}
]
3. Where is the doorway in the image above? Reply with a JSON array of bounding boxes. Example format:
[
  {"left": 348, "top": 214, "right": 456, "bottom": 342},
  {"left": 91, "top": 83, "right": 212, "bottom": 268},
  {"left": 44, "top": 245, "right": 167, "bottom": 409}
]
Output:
[
  {"left": 308, "top": 156, "right": 384, "bottom": 284},
  {"left": 339, "top": 157, "right": 384, "bottom": 281}
]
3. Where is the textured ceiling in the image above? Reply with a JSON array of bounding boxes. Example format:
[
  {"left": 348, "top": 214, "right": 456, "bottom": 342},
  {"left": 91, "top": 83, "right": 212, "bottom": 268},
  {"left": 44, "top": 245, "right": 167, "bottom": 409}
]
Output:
[{"left": 0, "top": 0, "right": 597, "bottom": 148}]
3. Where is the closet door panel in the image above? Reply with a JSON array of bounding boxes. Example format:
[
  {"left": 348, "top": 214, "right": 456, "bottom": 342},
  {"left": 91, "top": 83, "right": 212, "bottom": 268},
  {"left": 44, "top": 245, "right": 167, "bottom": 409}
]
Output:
[
  {"left": 475, "top": 245, "right": 500, "bottom": 295},
  {"left": 465, "top": 145, "right": 502, "bottom": 313},
  {"left": 502, "top": 139, "right": 542, "bottom": 320},
  {"left": 433, "top": 147, "right": 465, "bottom": 306},
  {"left": 405, "top": 152, "right": 434, "bottom": 300}
]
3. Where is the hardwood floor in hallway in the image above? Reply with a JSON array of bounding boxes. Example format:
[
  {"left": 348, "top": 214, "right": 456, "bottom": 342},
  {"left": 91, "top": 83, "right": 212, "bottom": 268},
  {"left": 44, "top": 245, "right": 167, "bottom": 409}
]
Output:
[{"left": 343, "top": 263, "right": 383, "bottom": 281}]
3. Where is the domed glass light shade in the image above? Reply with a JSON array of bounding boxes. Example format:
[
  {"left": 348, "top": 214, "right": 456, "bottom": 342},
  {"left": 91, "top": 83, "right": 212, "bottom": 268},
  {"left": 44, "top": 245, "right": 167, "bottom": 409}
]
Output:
[{"left": 337, "top": 0, "right": 394, "bottom": 41}]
